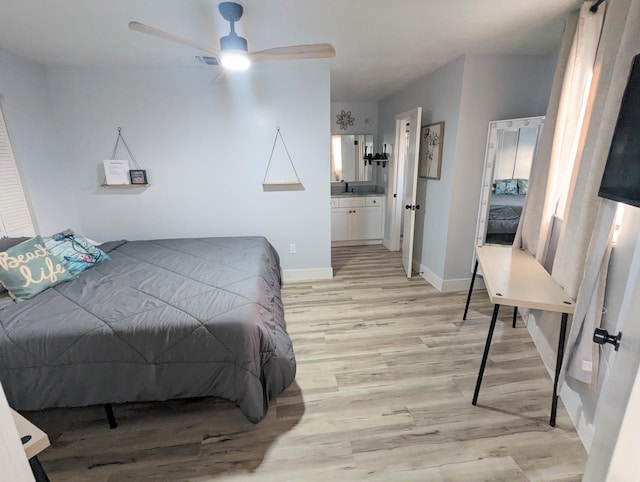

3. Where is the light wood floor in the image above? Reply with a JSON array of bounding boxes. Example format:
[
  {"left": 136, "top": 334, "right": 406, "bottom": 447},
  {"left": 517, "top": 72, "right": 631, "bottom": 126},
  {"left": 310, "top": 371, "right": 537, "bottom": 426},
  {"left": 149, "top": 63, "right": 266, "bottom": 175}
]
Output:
[{"left": 29, "top": 245, "right": 587, "bottom": 481}]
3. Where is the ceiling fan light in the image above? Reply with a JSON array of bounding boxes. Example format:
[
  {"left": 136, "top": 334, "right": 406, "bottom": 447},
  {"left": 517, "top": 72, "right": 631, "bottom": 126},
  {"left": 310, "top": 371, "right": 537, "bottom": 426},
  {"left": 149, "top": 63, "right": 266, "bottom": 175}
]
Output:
[{"left": 221, "top": 51, "right": 251, "bottom": 70}]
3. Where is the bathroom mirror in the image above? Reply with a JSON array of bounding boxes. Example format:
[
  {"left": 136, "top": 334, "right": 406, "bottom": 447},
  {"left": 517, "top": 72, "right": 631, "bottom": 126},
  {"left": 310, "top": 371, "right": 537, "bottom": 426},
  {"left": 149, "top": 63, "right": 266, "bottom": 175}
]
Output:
[
  {"left": 330, "top": 134, "right": 374, "bottom": 182},
  {"left": 474, "top": 116, "right": 544, "bottom": 247}
]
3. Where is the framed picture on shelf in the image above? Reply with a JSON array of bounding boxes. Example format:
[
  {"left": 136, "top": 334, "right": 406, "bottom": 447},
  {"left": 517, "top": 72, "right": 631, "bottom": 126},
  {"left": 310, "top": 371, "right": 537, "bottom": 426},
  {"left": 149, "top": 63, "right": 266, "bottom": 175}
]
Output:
[
  {"left": 129, "top": 169, "right": 148, "bottom": 185},
  {"left": 418, "top": 122, "right": 445, "bottom": 180},
  {"left": 103, "top": 159, "right": 131, "bottom": 185}
]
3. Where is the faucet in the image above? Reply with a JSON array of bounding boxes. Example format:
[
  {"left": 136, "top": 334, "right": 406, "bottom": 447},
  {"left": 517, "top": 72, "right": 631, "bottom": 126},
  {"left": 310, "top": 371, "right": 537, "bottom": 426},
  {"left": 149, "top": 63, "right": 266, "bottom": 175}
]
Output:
[{"left": 344, "top": 181, "right": 349, "bottom": 193}]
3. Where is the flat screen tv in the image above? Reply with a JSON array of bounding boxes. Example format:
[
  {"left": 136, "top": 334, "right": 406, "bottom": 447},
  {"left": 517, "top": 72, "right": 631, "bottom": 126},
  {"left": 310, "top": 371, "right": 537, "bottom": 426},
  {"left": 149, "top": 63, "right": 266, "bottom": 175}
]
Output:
[{"left": 598, "top": 54, "right": 640, "bottom": 208}]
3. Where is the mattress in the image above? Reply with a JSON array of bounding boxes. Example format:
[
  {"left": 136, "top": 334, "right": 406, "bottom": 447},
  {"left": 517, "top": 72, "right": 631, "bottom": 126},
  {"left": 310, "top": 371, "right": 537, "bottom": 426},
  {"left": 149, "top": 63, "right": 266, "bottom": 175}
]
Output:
[{"left": 0, "top": 236, "right": 296, "bottom": 423}]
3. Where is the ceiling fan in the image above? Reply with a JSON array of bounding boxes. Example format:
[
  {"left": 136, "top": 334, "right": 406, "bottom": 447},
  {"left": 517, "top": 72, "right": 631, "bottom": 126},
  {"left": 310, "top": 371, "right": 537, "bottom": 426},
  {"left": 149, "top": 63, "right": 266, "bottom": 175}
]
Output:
[{"left": 129, "top": 1, "right": 335, "bottom": 74}]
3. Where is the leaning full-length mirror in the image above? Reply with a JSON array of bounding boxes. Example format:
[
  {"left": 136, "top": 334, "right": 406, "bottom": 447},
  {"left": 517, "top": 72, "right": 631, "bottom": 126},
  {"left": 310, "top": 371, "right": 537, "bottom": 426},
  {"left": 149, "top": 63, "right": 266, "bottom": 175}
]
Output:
[
  {"left": 331, "top": 134, "right": 374, "bottom": 182},
  {"left": 474, "top": 116, "right": 544, "bottom": 247}
]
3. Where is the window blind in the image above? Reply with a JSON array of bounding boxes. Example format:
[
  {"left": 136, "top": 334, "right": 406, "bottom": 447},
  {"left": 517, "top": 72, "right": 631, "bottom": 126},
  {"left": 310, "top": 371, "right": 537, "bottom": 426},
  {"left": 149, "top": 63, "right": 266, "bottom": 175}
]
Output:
[{"left": 0, "top": 101, "right": 35, "bottom": 238}]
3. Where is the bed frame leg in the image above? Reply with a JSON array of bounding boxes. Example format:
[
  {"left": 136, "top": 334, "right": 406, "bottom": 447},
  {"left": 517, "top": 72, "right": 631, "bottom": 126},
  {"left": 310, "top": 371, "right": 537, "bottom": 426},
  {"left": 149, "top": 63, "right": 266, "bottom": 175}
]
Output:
[{"left": 104, "top": 403, "right": 118, "bottom": 429}]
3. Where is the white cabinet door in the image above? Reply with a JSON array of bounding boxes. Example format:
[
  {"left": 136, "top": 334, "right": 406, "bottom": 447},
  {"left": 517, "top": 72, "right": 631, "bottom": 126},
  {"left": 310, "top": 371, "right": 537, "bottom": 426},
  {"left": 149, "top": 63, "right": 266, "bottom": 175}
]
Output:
[
  {"left": 369, "top": 206, "right": 384, "bottom": 239},
  {"left": 331, "top": 207, "right": 350, "bottom": 241},
  {"left": 351, "top": 207, "right": 383, "bottom": 240}
]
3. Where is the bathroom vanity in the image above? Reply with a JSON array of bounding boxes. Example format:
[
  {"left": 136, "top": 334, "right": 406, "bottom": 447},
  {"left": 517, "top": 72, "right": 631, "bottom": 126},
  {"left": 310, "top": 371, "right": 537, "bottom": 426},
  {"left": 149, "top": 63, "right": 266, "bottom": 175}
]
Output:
[
  {"left": 330, "top": 193, "right": 385, "bottom": 244},
  {"left": 330, "top": 133, "right": 386, "bottom": 245}
]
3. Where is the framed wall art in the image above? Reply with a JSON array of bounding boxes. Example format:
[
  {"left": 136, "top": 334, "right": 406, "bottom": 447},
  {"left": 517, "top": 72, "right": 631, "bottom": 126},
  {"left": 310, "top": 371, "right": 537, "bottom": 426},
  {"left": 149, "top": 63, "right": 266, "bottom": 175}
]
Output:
[
  {"left": 418, "top": 121, "right": 445, "bottom": 180},
  {"left": 129, "top": 169, "right": 148, "bottom": 185}
]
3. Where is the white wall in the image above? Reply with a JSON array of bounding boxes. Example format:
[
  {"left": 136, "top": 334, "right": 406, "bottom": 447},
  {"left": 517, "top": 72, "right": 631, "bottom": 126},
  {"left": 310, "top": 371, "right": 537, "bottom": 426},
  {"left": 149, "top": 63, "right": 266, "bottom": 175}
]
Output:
[
  {"left": 0, "top": 50, "right": 81, "bottom": 235},
  {"left": 38, "top": 63, "right": 331, "bottom": 278},
  {"left": 445, "top": 54, "right": 553, "bottom": 284},
  {"left": 378, "top": 53, "right": 554, "bottom": 290},
  {"left": 379, "top": 57, "right": 465, "bottom": 282},
  {"left": 330, "top": 102, "right": 378, "bottom": 137}
]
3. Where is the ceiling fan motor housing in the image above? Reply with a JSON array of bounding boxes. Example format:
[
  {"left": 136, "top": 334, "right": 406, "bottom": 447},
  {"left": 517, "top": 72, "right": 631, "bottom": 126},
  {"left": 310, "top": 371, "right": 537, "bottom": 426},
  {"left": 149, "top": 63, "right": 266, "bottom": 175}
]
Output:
[
  {"left": 220, "top": 33, "right": 248, "bottom": 52},
  {"left": 218, "top": 2, "right": 248, "bottom": 53}
]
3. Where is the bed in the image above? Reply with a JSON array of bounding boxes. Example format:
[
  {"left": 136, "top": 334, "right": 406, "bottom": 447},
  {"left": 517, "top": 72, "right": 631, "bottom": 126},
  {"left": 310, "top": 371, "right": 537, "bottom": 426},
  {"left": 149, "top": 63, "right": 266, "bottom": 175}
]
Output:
[
  {"left": 0, "top": 236, "right": 296, "bottom": 424},
  {"left": 487, "top": 194, "right": 526, "bottom": 239}
]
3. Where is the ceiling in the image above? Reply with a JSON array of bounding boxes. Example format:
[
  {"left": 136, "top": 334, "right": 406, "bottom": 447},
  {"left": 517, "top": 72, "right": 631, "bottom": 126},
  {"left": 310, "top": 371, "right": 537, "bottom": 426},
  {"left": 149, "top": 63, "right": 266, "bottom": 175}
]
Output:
[{"left": 0, "top": 0, "right": 583, "bottom": 102}]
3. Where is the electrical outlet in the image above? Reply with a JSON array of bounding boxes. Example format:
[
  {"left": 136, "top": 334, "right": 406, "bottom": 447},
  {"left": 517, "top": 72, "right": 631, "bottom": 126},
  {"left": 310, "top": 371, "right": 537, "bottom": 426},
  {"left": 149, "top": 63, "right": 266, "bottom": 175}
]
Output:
[{"left": 289, "top": 244, "right": 296, "bottom": 254}]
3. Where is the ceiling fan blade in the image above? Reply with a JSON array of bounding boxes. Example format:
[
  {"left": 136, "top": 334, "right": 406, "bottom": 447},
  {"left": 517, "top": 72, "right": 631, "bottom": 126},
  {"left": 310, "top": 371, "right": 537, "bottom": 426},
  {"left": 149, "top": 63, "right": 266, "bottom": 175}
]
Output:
[
  {"left": 211, "top": 69, "right": 227, "bottom": 84},
  {"left": 128, "top": 21, "right": 222, "bottom": 59},
  {"left": 250, "top": 44, "right": 336, "bottom": 62}
]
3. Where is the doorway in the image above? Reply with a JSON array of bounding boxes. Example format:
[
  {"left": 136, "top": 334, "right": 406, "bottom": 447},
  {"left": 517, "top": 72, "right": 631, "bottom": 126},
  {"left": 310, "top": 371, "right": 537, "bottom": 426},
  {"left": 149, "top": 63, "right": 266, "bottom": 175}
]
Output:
[{"left": 384, "top": 107, "right": 422, "bottom": 278}]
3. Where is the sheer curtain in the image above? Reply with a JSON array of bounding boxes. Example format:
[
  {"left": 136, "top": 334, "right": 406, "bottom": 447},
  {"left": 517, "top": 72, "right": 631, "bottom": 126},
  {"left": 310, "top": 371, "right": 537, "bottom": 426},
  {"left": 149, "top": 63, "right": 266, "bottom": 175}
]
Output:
[
  {"left": 557, "top": 0, "right": 640, "bottom": 386},
  {"left": 513, "top": 1, "right": 605, "bottom": 377},
  {"left": 516, "top": 0, "right": 639, "bottom": 387},
  {"left": 515, "top": 3, "right": 604, "bottom": 263}
]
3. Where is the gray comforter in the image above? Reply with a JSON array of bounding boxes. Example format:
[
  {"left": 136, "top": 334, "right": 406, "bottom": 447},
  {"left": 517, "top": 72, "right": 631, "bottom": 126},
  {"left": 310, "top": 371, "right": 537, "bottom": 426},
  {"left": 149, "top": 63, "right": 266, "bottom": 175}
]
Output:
[
  {"left": 0, "top": 237, "right": 296, "bottom": 423},
  {"left": 488, "top": 194, "right": 526, "bottom": 234}
]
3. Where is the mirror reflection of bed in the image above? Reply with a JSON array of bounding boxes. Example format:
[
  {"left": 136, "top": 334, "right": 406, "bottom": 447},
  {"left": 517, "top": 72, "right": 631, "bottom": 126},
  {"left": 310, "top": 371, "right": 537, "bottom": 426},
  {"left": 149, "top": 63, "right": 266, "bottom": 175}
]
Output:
[{"left": 476, "top": 116, "right": 544, "bottom": 247}]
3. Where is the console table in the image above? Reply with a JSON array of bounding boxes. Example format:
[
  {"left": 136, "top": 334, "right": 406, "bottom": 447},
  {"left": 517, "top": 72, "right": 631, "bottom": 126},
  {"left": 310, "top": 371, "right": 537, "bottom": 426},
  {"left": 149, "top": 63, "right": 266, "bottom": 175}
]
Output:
[
  {"left": 11, "top": 409, "right": 50, "bottom": 481},
  {"left": 463, "top": 245, "right": 575, "bottom": 426}
]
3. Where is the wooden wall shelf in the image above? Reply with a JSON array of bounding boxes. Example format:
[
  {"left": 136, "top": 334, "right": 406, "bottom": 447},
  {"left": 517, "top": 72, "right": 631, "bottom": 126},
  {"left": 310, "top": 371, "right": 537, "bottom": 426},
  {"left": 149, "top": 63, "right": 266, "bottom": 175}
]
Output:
[{"left": 262, "top": 182, "right": 304, "bottom": 192}]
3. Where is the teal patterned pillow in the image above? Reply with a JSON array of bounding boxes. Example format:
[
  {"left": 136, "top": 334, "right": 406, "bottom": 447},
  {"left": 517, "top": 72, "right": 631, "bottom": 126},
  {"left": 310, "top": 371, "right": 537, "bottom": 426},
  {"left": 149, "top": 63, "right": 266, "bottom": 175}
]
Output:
[
  {"left": 0, "top": 236, "right": 74, "bottom": 301},
  {"left": 517, "top": 178, "right": 529, "bottom": 195},
  {"left": 495, "top": 179, "right": 518, "bottom": 195},
  {"left": 44, "top": 229, "right": 110, "bottom": 276}
]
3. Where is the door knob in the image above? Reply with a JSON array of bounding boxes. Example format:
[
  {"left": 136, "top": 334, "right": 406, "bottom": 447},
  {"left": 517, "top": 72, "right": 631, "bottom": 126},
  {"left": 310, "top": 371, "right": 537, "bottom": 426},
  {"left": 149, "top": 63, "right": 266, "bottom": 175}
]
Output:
[
  {"left": 405, "top": 204, "right": 411, "bottom": 210},
  {"left": 415, "top": 204, "right": 420, "bottom": 210},
  {"left": 593, "top": 328, "right": 622, "bottom": 351}
]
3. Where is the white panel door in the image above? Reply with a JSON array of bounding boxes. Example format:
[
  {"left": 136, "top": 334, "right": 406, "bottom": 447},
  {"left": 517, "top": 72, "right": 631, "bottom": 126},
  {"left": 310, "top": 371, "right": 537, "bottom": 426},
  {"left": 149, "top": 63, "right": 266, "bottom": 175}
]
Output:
[
  {"left": 584, "top": 231, "right": 640, "bottom": 481},
  {"left": 398, "top": 108, "right": 422, "bottom": 278}
]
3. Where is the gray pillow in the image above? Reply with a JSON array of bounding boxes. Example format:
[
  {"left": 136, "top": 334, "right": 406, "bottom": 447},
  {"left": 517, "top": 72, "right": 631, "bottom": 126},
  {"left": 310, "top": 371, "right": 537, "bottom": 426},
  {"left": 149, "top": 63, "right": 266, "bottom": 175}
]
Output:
[{"left": 0, "top": 237, "right": 29, "bottom": 252}]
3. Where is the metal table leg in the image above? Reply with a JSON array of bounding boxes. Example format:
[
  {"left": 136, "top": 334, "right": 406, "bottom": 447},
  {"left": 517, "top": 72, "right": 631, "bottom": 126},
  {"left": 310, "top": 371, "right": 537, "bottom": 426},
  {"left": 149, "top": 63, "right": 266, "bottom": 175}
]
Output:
[
  {"left": 29, "top": 456, "right": 50, "bottom": 482},
  {"left": 472, "top": 303, "right": 500, "bottom": 406},
  {"left": 104, "top": 403, "right": 118, "bottom": 429},
  {"left": 463, "top": 259, "right": 479, "bottom": 320},
  {"left": 550, "top": 312, "right": 569, "bottom": 427},
  {"left": 512, "top": 306, "right": 518, "bottom": 328}
]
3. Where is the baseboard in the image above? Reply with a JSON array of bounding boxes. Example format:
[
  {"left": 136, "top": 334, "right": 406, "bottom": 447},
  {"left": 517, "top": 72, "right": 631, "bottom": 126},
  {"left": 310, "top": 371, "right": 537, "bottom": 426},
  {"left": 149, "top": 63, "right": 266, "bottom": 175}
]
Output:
[
  {"left": 282, "top": 267, "right": 333, "bottom": 283},
  {"left": 560, "top": 383, "right": 595, "bottom": 452},
  {"left": 416, "top": 263, "right": 443, "bottom": 290},
  {"left": 332, "top": 240, "right": 383, "bottom": 247},
  {"left": 416, "top": 262, "right": 485, "bottom": 292},
  {"left": 442, "top": 277, "right": 482, "bottom": 292}
]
